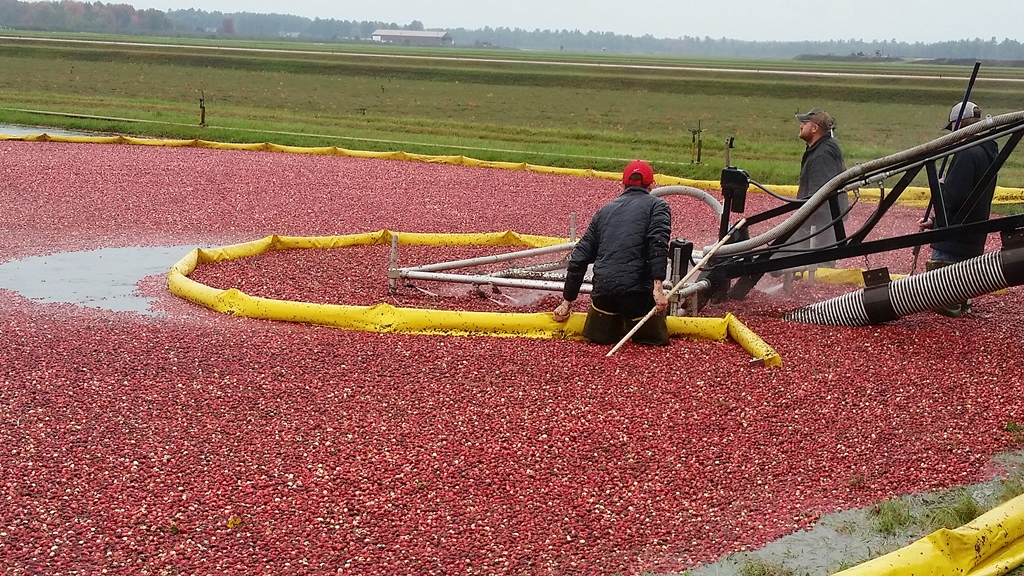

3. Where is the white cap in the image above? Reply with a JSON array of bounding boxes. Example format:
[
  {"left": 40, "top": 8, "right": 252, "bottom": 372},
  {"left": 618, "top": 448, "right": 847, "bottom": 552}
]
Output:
[{"left": 945, "top": 101, "right": 980, "bottom": 130}]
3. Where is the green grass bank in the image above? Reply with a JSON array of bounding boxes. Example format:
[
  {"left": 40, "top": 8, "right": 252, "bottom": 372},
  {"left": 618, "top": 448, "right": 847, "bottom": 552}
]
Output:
[{"left": 2, "top": 33, "right": 1024, "bottom": 187}]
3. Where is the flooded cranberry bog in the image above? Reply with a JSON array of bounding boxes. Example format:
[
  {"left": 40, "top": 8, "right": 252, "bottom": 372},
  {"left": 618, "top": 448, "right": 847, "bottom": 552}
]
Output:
[{"left": 2, "top": 139, "right": 1023, "bottom": 575}]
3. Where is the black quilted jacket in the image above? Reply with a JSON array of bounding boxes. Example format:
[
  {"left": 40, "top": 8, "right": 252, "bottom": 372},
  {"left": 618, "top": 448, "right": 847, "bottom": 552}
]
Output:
[{"left": 563, "top": 187, "right": 672, "bottom": 301}]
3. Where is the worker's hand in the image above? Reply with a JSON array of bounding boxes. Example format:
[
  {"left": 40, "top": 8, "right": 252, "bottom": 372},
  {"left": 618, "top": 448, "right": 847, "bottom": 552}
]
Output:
[
  {"left": 652, "top": 281, "right": 668, "bottom": 314},
  {"left": 918, "top": 217, "right": 934, "bottom": 231},
  {"left": 553, "top": 300, "right": 572, "bottom": 322}
]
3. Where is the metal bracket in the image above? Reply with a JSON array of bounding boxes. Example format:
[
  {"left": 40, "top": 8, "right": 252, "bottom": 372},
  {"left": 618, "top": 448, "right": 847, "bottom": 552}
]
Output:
[
  {"left": 862, "top": 267, "right": 891, "bottom": 289},
  {"left": 1001, "top": 228, "right": 1024, "bottom": 250},
  {"left": 862, "top": 267, "right": 899, "bottom": 324}
]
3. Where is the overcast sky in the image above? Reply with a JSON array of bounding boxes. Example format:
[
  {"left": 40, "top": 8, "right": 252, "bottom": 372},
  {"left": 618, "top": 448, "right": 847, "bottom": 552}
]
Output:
[{"left": 125, "top": 0, "right": 1022, "bottom": 44}]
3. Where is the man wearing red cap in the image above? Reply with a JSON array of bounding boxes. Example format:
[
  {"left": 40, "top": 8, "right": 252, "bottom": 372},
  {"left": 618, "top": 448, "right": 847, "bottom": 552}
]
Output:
[{"left": 552, "top": 160, "right": 672, "bottom": 345}]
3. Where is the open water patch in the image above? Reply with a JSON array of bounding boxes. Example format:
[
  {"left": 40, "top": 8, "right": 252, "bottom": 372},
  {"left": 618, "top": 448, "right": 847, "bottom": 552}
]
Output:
[
  {"left": 0, "top": 246, "right": 200, "bottom": 316},
  {"left": 0, "top": 123, "right": 100, "bottom": 137}
]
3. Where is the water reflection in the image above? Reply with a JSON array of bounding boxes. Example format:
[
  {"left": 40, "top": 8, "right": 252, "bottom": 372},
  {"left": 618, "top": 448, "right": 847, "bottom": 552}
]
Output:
[
  {"left": 0, "top": 246, "right": 200, "bottom": 315},
  {"left": 0, "top": 123, "right": 100, "bottom": 137}
]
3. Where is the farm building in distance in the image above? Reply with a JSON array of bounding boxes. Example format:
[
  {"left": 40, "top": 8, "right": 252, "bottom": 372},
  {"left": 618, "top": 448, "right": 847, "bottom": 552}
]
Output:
[{"left": 371, "top": 29, "right": 453, "bottom": 46}]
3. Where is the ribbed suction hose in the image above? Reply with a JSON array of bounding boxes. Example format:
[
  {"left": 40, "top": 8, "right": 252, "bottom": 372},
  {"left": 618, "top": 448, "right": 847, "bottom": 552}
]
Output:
[{"left": 784, "top": 246, "right": 1024, "bottom": 325}]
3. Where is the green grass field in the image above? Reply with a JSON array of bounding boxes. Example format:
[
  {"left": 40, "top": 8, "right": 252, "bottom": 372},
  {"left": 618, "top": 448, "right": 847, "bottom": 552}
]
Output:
[{"left": 2, "top": 32, "right": 1024, "bottom": 187}]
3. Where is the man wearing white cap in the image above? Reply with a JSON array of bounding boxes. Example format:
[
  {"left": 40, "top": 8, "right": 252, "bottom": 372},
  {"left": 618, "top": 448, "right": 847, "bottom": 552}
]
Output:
[{"left": 920, "top": 101, "right": 999, "bottom": 317}]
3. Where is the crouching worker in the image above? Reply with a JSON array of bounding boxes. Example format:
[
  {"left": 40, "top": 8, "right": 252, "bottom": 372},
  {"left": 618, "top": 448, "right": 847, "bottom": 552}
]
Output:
[{"left": 552, "top": 160, "right": 672, "bottom": 345}]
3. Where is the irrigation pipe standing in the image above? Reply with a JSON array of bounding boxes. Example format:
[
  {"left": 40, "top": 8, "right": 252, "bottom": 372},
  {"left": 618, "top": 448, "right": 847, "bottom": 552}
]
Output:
[{"left": 607, "top": 219, "right": 748, "bottom": 357}]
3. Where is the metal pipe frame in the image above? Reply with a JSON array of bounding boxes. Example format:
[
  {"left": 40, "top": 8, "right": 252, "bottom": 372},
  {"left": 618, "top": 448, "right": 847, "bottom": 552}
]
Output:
[
  {"left": 402, "top": 270, "right": 593, "bottom": 293},
  {"left": 401, "top": 242, "right": 576, "bottom": 273},
  {"left": 389, "top": 183, "right": 732, "bottom": 300},
  {"left": 490, "top": 260, "right": 572, "bottom": 278}
]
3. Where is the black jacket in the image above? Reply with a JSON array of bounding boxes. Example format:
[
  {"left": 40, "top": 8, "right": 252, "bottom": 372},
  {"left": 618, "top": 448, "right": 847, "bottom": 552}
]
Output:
[
  {"left": 563, "top": 187, "right": 672, "bottom": 301},
  {"left": 797, "top": 134, "right": 847, "bottom": 201},
  {"left": 931, "top": 140, "right": 999, "bottom": 258},
  {"left": 797, "top": 134, "right": 849, "bottom": 235}
]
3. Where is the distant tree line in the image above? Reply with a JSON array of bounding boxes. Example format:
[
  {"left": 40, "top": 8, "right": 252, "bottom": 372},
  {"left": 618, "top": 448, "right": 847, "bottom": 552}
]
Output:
[
  {"left": 159, "top": 8, "right": 414, "bottom": 40},
  {"left": 0, "top": 0, "right": 171, "bottom": 32},
  {"left": 2, "top": 0, "right": 1023, "bottom": 61},
  {"left": 450, "top": 27, "right": 1024, "bottom": 61}
]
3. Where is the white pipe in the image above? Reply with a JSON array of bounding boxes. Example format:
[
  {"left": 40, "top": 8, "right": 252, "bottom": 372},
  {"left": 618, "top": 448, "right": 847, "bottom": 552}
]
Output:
[
  {"left": 843, "top": 128, "right": 1010, "bottom": 193},
  {"left": 652, "top": 185, "right": 724, "bottom": 216},
  {"left": 668, "top": 279, "right": 711, "bottom": 300},
  {"left": 404, "top": 242, "right": 576, "bottom": 273},
  {"left": 401, "top": 270, "right": 592, "bottom": 293},
  {"left": 490, "top": 260, "right": 569, "bottom": 278}
]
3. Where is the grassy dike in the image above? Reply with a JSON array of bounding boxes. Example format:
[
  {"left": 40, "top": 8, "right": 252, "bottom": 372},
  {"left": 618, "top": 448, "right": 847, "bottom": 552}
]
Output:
[{"left": 2, "top": 33, "right": 1024, "bottom": 187}]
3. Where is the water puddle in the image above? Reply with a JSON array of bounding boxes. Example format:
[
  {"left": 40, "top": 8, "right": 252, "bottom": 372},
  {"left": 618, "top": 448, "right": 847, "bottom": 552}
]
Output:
[
  {"left": 0, "top": 123, "right": 101, "bottom": 137},
  {"left": 0, "top": 246, "right": 200, "bottom": 316}
]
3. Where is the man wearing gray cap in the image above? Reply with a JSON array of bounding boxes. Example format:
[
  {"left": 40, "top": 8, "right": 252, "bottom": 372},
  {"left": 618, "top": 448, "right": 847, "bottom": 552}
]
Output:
[
  {"left": 793, "top": 108, "right": 848, "bottom": 260},
  {"left": 919, "top": 101, "right": 998, "bottom": 317}
]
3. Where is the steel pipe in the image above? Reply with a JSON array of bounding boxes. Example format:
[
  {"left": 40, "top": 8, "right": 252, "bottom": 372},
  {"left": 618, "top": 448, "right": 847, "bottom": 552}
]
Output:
[
  {"left": 403, "top": 242, "right": 576, "bottom": 273},
  {"left": 401, "top": 270, "right": 592, "bottom": 293},
  {"left": 490, "top": 260, "right": 571, "bottom": 278},
  {"left": 652, "top": 185, "right": 724, "bottom": 216}
]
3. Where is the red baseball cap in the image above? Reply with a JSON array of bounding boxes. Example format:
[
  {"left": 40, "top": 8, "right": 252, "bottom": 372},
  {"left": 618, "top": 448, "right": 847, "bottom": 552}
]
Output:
[{"left": 622, "top": 160, "right": 655, "bottom": 186}]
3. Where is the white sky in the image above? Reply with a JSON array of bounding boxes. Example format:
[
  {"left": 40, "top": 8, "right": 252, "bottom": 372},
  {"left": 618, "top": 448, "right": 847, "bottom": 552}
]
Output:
[{"left": 126, "top": 0, "right": 1023, "bottom": 43}]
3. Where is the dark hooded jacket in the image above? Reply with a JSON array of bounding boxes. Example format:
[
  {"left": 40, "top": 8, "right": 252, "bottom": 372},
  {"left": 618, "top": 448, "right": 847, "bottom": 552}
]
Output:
[{"left": 562, "top": 186, "right": 672, "bottom": 301}]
